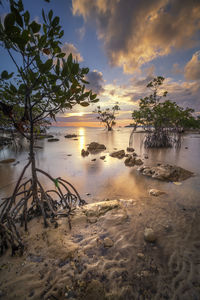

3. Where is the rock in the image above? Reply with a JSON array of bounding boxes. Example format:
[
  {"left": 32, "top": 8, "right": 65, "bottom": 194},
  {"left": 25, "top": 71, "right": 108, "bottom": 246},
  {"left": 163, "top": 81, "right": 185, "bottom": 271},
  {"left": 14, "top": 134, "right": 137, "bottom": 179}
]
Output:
[
  {"left": 47, "top": 138, "right": 59, "bottom": 142},
  {"left": 137, "top": 253, "right": 145, "bottom": 259},
  {"left": 134, "top": 159, "right": 143, "bottom": 166},
  {"left": 149, "top": 189, "right": 166, "bottom": 196},
  {"left": 144, "top": 155, "right": 149, "bottom": 159},
  {"left": 138, "top": 164, "right": 193, "bottom": 182},
  {"left": 87, "top": 142, "right": 106, "bottom": 154},
  {"left": 124, "top": 155, "right": 135, "bottom": 167},
  {"left": 81, "top": 149, "right": 89, "bottom": 157},
  {"left": 110, "top": 150, "right": 125, "bottom": 159},
  {"left": 91, "top": 159, "right": 96, "bottom": 161},
  {"left": 82, "top": 200, "right": 119, "bottom": 217},
  {"left": 144, "top": 228, "right": 156, "bottom": 243},
  {"left": 88, "top": 217, "right": 98, "bottom": 224},
  {"left": 103, "top": 237, "right": 114, "bottom": 247},
  {"left": 65, "top": 134, "right": 77, "bottom": 138},
  {"left": 126, "top": 147, "right": 134, "bottom": 152},
  {"left": 0, "top": 158, "right": 16, "bottom": 164},
  {"left": 100, "top": 155, "right": 106, "bottom": 160}
]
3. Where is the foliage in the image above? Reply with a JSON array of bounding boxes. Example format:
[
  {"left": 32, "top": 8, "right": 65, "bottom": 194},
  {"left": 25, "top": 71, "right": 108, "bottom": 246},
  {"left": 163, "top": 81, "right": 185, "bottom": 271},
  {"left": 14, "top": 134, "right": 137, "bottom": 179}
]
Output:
[
  {"left": 94, "top": 104, "right": 120, "bottom": 131},
  {"left": 0, "top": 0, "right": 98, "bottom": 255},
  {"left": 132, "top": 76, "right": 199, "bottom": 147}
]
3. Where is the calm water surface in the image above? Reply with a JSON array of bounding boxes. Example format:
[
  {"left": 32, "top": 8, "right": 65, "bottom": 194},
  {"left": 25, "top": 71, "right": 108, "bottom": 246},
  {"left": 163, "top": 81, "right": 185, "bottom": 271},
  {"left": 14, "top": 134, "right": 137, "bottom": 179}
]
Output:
[{"left": 0, "top": 127, "right": 200, "bottom": 208}]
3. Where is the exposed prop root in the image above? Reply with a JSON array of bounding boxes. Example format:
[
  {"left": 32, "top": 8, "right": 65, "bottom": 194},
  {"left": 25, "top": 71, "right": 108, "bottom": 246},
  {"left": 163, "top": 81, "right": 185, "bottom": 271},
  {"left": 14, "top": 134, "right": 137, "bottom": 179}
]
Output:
[
  {"left": 144, "top": 130, "right": 173, "bottom": 148},
  {"left": 0, "top": 164, "right": 86, "bottom": 255}
]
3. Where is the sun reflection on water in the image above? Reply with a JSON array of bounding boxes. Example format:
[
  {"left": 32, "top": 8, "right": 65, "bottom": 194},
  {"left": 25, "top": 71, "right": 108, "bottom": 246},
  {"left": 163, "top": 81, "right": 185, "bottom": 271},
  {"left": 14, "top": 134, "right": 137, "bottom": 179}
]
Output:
[{"left": 78, "top": 127, "right": 85, "bottom": 151}]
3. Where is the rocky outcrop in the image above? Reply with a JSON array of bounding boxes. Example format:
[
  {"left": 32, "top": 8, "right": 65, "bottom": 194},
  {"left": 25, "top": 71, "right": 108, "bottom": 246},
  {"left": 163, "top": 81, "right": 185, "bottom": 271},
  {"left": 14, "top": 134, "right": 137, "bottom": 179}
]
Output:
[
  {"left": 82, "top": 200, "right": 120, "bottom": 218},
  {"left": 110, "top": 150, "right": 125, "bottom": 159},
  {"left": 87, "top": 142, "right": 106, "bottom": 154},
  {"left": 138, "top": 164, "right": 193, "bottom": 182},
  {"left": 125, "top": 155, "right": 143, "bottom": 167}
]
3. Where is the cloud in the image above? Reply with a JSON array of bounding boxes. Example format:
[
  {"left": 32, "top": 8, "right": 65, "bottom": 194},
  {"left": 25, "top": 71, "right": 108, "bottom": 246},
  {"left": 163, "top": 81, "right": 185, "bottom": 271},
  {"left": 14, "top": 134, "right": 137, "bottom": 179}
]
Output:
[
  {"left": 77, "top": 26, "right": 86, "bottom": 40},
  {"left": 72, "top": 0, "right": 200, "bottom": 73},
  {"left": 184, "top": 51, "right": 200, "bottom": 80},
  {"left": 172, "top": 63, "right": 183, "bottom": 75},
  {"left": 85, "top": 70, "right": 105, "bottom": 94},
  {"left": 61, "top": 43, "right": 83, "bottom": 62}
]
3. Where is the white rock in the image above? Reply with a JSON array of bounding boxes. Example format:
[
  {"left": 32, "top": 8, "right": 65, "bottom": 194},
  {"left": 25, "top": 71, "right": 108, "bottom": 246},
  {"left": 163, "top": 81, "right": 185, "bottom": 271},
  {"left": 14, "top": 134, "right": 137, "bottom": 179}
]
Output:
[{"left": 149, "top": 189, "right": 166, "bottom": 197}]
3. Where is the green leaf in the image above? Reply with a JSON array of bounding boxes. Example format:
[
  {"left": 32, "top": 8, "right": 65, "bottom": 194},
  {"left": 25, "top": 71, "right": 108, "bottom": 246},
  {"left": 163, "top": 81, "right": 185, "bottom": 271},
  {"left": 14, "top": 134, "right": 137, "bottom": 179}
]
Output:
[
  {"left": 23, "top": 11, "right": 30, "bottom": 25},
  {"left": 52, "top": 16, "right": 59, "bottom": 27},
  {"left": 42, "top": 9, "right": 46, "bottom": 22},
  {"left": 48, "top": 10, "right": 53, "bottom": 21},
  {"left": 80, "top": 102, "right": 89, "bottom": 107},
  {"left": 67, "top": 53, "right": 73, "bottom": 65},
  {"left": 15, "top": 10, "right": 23, "bottom": 27},
  {"left": 54, "top": 178, "right": 59, "bottom": 189},
  {"left": 4, "top": 13, "right": 15, "bottom": 30},
  {"left": 90, "top": 93, "right": 97, "bottom": 100},
  {"left": 30, "top": 21, "right": 41, "bottom": 33},
  {"left": 91, "top": 98, "right": 99, "bottom": 103},
  {"left": 1, "top": 71, "right": 9, "bottom": 79},
  {"left": 57, "top": 53, "right": 65, "bottom": 58}
]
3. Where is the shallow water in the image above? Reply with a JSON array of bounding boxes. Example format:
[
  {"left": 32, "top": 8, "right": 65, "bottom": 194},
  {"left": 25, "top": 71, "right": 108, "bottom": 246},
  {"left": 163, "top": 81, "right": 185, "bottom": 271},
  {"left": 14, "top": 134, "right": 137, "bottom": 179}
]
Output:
[
  {"left": 0, "top": 127, "right": 200, "bottom": 208},
  {"left": 1, "top": 127, "right": 200, "bottom": 299}
]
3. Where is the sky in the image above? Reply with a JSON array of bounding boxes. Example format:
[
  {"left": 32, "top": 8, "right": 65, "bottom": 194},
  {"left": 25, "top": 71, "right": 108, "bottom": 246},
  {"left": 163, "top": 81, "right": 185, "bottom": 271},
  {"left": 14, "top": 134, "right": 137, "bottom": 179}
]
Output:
[{"left": 0, "top": 0, "right": 200, "bottom": 127}]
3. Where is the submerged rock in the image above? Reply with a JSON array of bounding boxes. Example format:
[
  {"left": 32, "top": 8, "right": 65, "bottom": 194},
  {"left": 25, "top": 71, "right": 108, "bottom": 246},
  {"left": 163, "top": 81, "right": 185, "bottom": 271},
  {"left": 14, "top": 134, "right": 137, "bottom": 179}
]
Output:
[
  {"left": 81, "top": 149, "right": 89, "bottom": 157},
  {"left": 87, "top": 142, "right": 106, "bottom": 153},
  {"left": 149, "top": 189, "right": 166, "bottom": 196},
  {"left": 144, "top": 228, "right": 156, "bottom": 243},
  {"left": 65, "top": 134, "right": 77, "bottom": 138},
  {"left": 138, "top": 164, "right": 193, "bottom": 182},
  {"left": 47, "top": 138, "right": 59, "bottom": 142},
  {"left": 134, "top": 158, "right": 143, "bottom": 166},
  {"left": 100, "top": 155, "right": 106, "bottom": 160},
  {"left": 126, "top": 147, "right": 134, "bottom": 152},
  {"left": 0, "top": 158, "right": 16, "bottom": 164},
  {"left": 110, "top": 150, "right": 125, "bottom": 159},
  {"left": 124, "top": 155, "right": 136, "bottom": 167}
]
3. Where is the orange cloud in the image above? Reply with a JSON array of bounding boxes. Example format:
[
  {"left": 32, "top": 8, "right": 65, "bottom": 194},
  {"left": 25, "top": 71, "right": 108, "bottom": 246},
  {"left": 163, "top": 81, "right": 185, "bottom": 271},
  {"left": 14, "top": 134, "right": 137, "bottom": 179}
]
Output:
[{"left": 72, "top": 0, "right": 200, "bottom": 73}]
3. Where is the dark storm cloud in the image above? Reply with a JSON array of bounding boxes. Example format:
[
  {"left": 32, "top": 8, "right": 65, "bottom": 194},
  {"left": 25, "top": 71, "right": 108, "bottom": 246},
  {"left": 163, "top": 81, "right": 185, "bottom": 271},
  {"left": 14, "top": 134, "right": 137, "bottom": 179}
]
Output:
[{"left": 85, "top": 70, "right": 104, "bottom": 94}]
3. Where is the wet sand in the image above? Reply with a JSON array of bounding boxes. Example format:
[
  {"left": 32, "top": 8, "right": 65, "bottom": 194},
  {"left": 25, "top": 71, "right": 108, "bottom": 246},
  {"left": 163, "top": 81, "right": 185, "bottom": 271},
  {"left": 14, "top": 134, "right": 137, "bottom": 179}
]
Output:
[{"left": 0, "top": 195, "right": 200, "bottom": 300}]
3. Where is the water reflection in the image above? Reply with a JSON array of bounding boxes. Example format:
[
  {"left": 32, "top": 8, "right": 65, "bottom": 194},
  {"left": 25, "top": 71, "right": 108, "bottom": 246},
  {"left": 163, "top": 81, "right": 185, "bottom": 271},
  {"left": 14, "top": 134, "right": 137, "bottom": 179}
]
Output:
[
  {"left": 78, "top": 127, "right": 85, "bottom": 151},
  {"left": 0, "top": 127, "right": 200, "bottom": 209}
]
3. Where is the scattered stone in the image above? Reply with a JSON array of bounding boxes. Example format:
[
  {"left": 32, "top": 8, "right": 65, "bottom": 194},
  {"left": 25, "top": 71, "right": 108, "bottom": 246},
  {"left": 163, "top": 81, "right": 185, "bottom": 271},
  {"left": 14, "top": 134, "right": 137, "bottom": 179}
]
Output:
[
  {"left": 81, "top": 149, "right": 89, "bottom": 157},
  {"left": 87, "top": 142, "right": 106, "bottom": 153},
  {"left": 100, "top": 155, "right": 106, "bottom": 160},
  {"left": 73, "top": 138, "right": 78, "bottom": 140},
  {"left": 126, "top": 147, "right": 134, "bottom": 152},
  {"left": 86, "top": 193, "right": 91, "bottom": 196},
  {"left": 65, "top": 134, "right": 77, "bottom": 138},
  {"left": 0, "top": 158, "right": 16, "bottom": 164},
  {"left": 103, "top": 237, "right": 114, "bottom": 247},
  {"left": 110, "top": 150, "right": 125, "bottom": 159},
  {"left": 91, "top": 159, "right": 96, "bottom": 162},
  {"left": 124, "top": 155, "right": 135, "bottom": 167},
  {"left": 144, "top": 155, "right": 149, "bottom": 159},
  {"left": 138, "top": 164, "right": 193, "bottom": 182},
  {"left": 149, "top": 189, "right": 166, "bottom": 196},
  {"left": 134, "top": 159, "right": 143, "bottom": 166},
  {"left": 67, "top": 154, "right": 72, "bottom": 156},
  {"left": 185, "top": 147, "right": 188, "bottom": 149},
  {"left": 137, "top": 253, "right": 145, "bottom": 259},
  {"left": 144, "top": 228, "right": 156, "bottom": 243},
  {"left": 47, "top": 138, "right": 59, "bottom": 142}
]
